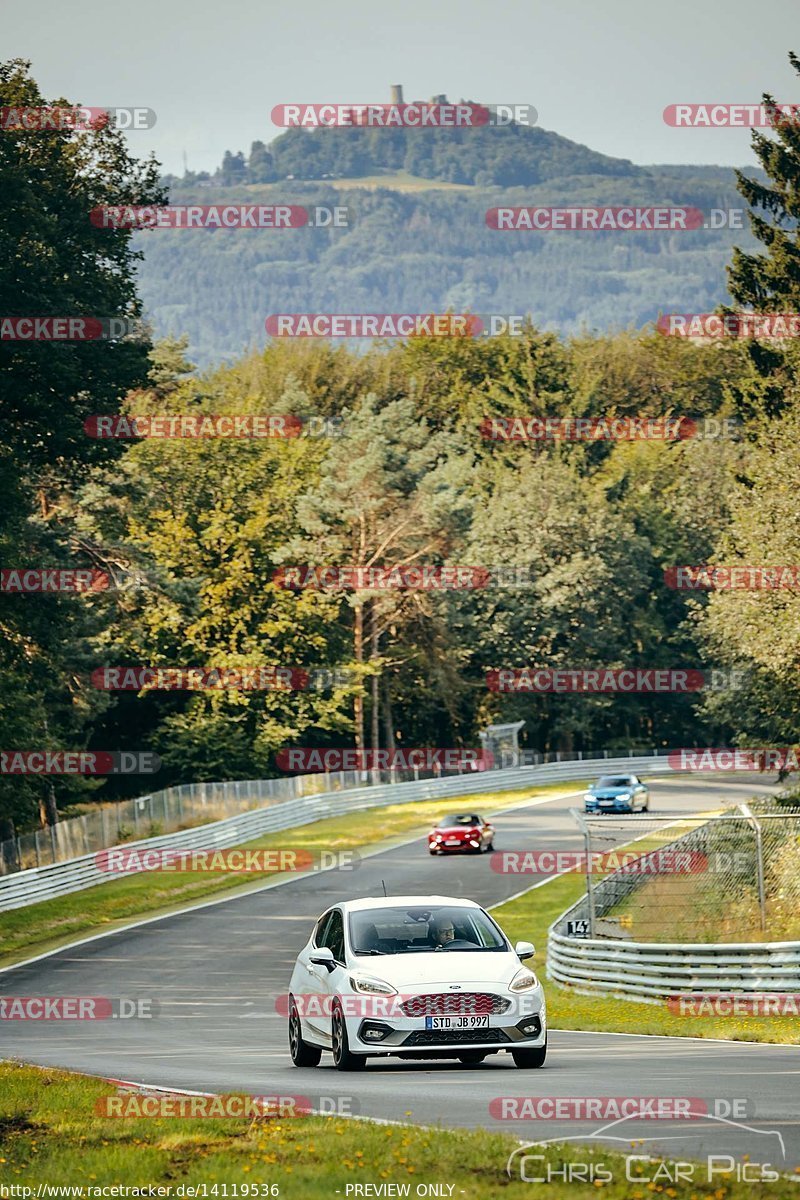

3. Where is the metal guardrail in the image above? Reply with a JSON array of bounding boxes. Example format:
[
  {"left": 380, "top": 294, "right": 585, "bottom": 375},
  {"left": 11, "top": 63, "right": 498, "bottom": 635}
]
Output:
[
  {"left": 0, "top": 753, "right": 673, "bottom": 912},
  {"left": 0, "top": 747, "right": 660, "bottom": 874},
  {"left": 547, "top": 928, "right": 800, "bottom": 1000}
]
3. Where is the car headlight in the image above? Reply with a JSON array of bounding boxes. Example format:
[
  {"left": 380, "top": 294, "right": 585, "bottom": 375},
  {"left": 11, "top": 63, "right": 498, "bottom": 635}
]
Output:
[
  {"left": 349, "top": 974, "right": 397, "bottom": 995},
  {"left": 509, "top": 967, "right": 538, "bottom": 991},
  {"left": 617, "top": 792, "right": 631, "bottom": 801},
  {"left": 584, "top": 792, "right": 594, "bottom": 800}
]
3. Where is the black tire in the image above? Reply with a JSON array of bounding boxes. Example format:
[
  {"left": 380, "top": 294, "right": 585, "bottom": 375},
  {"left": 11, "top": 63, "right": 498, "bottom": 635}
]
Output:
[
  {"left": 485, "top": 841, "right": 494, "bottom": 852},
  {"left": 289, "top": 997, "right": 322, "bottom": 1067},
  {"left": 512, "top": 1040, "right": 547, "bottom": 1069},
  {"left": 457, "top": 1052, "right": 487, "bottom": 1065},
  {"left": 331, "top": 1002, "right": 366, "bottom": 1071}
]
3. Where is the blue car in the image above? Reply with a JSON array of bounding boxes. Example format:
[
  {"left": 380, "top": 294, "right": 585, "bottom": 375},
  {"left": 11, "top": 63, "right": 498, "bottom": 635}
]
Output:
[{"left": 584, "top": 774, "right": 649, "bottom": 814}]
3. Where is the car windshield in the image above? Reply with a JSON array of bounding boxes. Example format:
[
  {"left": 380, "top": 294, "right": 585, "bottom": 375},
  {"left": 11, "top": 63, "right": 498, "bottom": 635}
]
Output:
[
  {"left": 349, "top": 905, "right": 507, "bottom": 955},
  {"left": 595, "top": 776, "right": 633, "bottom": 789},
  {"left": 438, "top": 814, "right": 482, "bottom": 827}
]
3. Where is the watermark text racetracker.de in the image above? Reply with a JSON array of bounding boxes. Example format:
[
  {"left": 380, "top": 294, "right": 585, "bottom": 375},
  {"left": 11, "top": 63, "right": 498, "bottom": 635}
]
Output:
[
  {"left": 486, "top": 667, "right": 748, "bottom": 693},
  {"left": 491, "top": 1095, "right": 752, "bottom": 1120},
  {"left": 94, "top": 846, "right": 359, "bottom": 874},
  {"left": 0, "top": 996, "right": 156, "bottom": 1020},
  {"left": 668, "top": 747, "right": 800, "bottom": 771},
  {"left": 665, "top": 564, "right": 800, "bottom": 589},
  {"left": 94, "top": 1092, "right": 359, "bottom": 1118},
  {"left": 265, "top": 314, "right": 529, "bottom": 338},
  {"left": 90, "top": 205, "right": 348, "bottom": 230},
  {"left": 664, "top": 101, "right": 800, "bottom": 126},
  {"left": 481, "top": 415, "right": 737, "bottom": 441},
  {"left": 84, "top": 414, "right": 334, "bottom": 439},
  {"left": 272, "top": 564, "right": 534, "bottom": 589},
  {"left": 487, "top": 206, "right": 704, "bottom": 231},
  {"left": 667, "top": 993, "right": 800, "bottom": 1017},
  {"left": 275, "top": 747, "right": 491, "bottom": 772},
  {"left": 0, "top": 751, "right": 159, "bottom": 775},
  {"left": 1, "top": 317, "right": 146, "bottom": 341},
  {"left": 657, "top": 312, "right": 800, "bottom": 338},
  {"left": 90, "top": 666, "right": 356, "bottom": 692},
  {"left": 490, "top": 848, "right": 709, "bottom": 876},
  {"left": 279, "top": 992, "right": 542, "bottom": 1019},
  {"left": 271, "top": 101, "right": 537, "bottom": 127},
  {"left": 0, "top": 106, "right": 156, "bottom": 130}
]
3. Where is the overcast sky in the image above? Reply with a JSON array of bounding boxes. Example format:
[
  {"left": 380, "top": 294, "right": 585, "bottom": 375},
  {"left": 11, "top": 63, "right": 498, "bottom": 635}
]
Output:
[{"left": 8, "top": 0, "right": 799, "bottom": 176}]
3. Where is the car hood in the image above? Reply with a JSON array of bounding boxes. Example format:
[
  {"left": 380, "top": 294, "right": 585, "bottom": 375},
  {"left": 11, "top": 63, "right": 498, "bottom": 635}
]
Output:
[
  {"left": 589, "top": 787, "right": 632, "bottom": 797},
  {"left": 349, "top": 950, "right": 522, "bottom": 990},
  {"left": 434, "top": 825, "right": 475, "bottom": 833}
]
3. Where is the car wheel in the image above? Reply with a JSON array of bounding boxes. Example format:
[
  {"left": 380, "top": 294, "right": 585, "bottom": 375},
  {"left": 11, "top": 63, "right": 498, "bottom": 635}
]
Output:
[
  {"left": 485, "top": 841, "right": 494, "bottom": 852},
  {"left": 288, "top": 997, "right": 322, "bottom": 1067},
  {"left": 429, "top": 848, "right": 438, "bottom": 855},
  {"left": 457, "top": 1052, "right": 487, "bottom": 1065},
  {"left": 511, "top": 1041, "right": 547, "bottom": 1069},
  {"left": 331, "top": 1001, "right": 366, "bottom": 1071}
]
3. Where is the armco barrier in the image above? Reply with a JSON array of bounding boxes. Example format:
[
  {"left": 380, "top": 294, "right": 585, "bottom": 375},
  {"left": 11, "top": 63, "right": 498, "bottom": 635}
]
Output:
[
  {"left": 0, "top": 754, "right": 673, "bottom": 912},
  {"left": 546, "top": 925, "right": 800, "bottom": 1001}
]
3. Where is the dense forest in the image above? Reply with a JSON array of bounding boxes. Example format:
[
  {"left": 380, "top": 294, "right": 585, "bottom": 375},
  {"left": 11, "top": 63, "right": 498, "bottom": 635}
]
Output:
[
  {"left": 3, "top": 57, "right": 800, "bottom": 836},
  {"left": 140, "top": 125, "right": 762, "bottom": 366}
]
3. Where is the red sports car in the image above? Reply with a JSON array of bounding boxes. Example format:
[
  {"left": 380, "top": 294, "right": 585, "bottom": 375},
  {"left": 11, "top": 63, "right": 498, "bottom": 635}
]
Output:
[{"left": 428, "top": 812, "right": 496, "bottom": 855}]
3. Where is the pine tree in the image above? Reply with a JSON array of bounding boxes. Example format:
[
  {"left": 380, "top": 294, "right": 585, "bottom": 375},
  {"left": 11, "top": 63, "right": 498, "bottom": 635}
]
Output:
[
  {"left": 729, "top": 51, "right": 800, "bottom": 311},
  {"left": 727, "top": 51, "right": 800, "bottom": 404}
]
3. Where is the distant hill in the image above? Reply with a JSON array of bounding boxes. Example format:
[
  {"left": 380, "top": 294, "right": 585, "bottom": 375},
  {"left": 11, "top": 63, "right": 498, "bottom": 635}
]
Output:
[{"left": 140, "top": 117, "right": 761, "bottom": 368}]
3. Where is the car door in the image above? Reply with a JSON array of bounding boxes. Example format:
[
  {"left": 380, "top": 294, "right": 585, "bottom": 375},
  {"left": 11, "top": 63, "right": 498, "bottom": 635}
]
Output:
[
  {"left": 308, "top": 907, "right": 347, "bottom": 1046},
  {"left": 297, "top": 909, "right": 333, "bottom": 1043}
]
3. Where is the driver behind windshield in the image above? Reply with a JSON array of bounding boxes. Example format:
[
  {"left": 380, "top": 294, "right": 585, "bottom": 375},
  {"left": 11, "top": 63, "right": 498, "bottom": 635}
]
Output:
[{"left": 430, "top": 916, "right": 456, "bottom": 948}]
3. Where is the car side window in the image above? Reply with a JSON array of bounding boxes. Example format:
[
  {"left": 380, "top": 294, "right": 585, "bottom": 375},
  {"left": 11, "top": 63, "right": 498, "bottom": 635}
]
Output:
[
  {"left": 322, "top": 909, "right": 345, "bottom": 963},
  {"left": 313, "top": 911, "right": 332, "bottom": 947}
]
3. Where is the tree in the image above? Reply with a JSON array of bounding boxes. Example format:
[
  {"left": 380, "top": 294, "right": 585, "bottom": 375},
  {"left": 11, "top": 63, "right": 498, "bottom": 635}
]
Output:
[
  {"left": 727, "top": 50, "right": 800, "bottom": 412},
  {"left": 0, "top": 59, "right": 165, "bottom": 831},
  {"left": 697, "top": 394, "right": 800, "bottom": 748},
  {"left": 284, "top": 393, "right": 474, "bottom": 754}
]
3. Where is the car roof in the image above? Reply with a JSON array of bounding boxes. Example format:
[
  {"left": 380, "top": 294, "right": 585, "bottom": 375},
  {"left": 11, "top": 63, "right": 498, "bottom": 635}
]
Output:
[{"left": 338, "top": 896, "right": 482, "bottom": 913}]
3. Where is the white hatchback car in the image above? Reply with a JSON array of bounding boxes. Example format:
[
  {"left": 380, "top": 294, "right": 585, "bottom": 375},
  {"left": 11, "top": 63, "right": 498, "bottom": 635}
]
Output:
[{"left": 287, "top": 895, "right": 546, "bottom": 1070}]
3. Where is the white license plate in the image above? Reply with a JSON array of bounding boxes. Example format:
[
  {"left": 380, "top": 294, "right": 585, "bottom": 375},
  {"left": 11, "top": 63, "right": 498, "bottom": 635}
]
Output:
[
  {"left": 445, "top": 839, "right": 461, "bottom": 845},
  {"left": 424, "top": 1015, "right": 489, "bottom": 1029}
]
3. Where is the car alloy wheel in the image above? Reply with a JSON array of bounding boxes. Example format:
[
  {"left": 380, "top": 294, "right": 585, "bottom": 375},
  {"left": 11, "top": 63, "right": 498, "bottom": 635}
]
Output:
[
  {"left": 288, "top": 997, "right": 321, "bottom": 1067},
  {"left": 331, "top": 1001, "right": 366, "bottom": 1071}
]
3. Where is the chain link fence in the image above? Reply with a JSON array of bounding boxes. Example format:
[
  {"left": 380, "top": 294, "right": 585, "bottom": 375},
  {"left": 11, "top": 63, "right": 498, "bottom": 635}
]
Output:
[{"left": 566, "top": 798, "right": 800, "bottom": 944}]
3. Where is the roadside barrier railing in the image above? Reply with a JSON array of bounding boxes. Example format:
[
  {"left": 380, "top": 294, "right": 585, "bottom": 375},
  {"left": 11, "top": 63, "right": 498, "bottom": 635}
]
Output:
[{"left": 0, "top": 752, "right": 673, "bottom": 911}]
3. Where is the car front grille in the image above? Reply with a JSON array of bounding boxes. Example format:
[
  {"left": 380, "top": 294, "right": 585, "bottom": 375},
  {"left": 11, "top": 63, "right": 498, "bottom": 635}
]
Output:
[
  {"left": 401, "top": 1028, "right": 510, "bottom": 1046},
  {"left": 400, "top": 992, "right": 510, "bottom": 1017}
]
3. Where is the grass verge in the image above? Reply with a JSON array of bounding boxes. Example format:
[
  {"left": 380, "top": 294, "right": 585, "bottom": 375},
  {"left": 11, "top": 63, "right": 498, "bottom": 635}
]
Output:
[
  {"left": 1, "top": 1061, "right": 795, "bottom": 1198},
  {"left": 0, "top": 782, "right": 581, "bottom": 969}
]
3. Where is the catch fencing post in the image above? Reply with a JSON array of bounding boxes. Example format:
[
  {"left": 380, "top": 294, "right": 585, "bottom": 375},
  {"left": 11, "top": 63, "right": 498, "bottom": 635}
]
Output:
[
  {"left": 573, "top": 809, "right": 596, "bottom": 937},
  {"left": 740, "top": 803, "right": 767, "bottom": 933}
]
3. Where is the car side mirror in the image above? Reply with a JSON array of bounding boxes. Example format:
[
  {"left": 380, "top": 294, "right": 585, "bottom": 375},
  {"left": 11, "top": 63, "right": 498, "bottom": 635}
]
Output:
[
  {"left": 515, "top": 940, "right": 535, "bottom": 960},
  {"left": 309, "top": 947, "right": 336, "bottom": 971}
]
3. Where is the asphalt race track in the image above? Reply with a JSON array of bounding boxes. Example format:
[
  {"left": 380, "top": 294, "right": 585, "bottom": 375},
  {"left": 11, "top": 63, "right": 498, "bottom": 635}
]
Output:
[{"left": 3, "top": 772, "right": 799, "bottom": 1177}]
